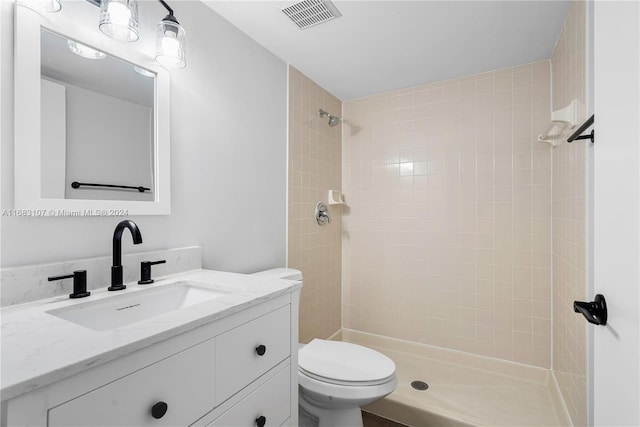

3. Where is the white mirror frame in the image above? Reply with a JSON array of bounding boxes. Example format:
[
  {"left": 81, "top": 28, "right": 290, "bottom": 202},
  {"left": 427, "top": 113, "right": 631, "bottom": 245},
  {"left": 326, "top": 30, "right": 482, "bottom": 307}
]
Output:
[{"left": 14, "top": 4, "right": 171, "bottom": 216}]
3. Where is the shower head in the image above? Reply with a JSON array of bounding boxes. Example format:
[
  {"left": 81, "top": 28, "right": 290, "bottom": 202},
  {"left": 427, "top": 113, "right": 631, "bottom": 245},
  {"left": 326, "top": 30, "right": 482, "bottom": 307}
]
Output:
[{"left": 319, "top": 108, "right": 341, "bottom": 127}]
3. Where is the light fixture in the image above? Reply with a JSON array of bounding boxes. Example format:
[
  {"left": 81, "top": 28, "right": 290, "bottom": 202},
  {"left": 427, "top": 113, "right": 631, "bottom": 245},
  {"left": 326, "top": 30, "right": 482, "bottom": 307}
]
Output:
[
  {"left": 155, "top": 1, "right": 186, "bottom": 69},
  {"left": 20, "top": 0, "right": 62, "bottom": 13},
  {"left": 67, "top": 40, "right": 106, "bottom": 59},
  {"left": 99, "top": 0, "right": 139, "bottom": 42},
  {"left": 40, "top": 0, "right": 187, "bottom": 69},
  {"left": 134, "top": 66, "right": 155, "bottom": 78}
]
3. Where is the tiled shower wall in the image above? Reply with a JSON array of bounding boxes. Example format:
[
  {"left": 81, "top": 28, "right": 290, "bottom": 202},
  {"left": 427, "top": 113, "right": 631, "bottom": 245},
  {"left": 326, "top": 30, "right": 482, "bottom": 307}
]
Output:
[
  {"left": 342, "top": 62, "right": 553, "bottom": 367},
  {"left": 551, "top": 0, "right": 588, "bottom": 425},
  {"left": 288, "top": 66, "right": 342, "bottom": 343}
]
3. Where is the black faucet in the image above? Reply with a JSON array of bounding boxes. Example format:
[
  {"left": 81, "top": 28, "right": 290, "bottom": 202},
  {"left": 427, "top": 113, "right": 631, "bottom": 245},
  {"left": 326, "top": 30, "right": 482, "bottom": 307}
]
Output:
[{"left": 109, "top": 220, "right": 143, "bottom": 291}]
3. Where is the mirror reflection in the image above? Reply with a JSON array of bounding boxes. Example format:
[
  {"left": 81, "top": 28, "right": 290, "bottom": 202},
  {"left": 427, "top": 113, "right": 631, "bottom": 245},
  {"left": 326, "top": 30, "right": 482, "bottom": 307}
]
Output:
[{"left": 40, "top": 28, "right": 156, "bottom": 201}]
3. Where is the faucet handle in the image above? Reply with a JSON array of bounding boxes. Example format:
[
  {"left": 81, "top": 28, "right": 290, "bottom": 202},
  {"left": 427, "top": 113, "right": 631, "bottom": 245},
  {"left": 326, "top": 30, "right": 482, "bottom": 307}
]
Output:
[
  {"left": 315, "top": 202, "right": 331, "bottom": 225},
  {"left": 138, "top": 260, "right": 166, "bottom": 285},
  {"left": 48, "top": 270, "right": 90, "bottom": 299}
]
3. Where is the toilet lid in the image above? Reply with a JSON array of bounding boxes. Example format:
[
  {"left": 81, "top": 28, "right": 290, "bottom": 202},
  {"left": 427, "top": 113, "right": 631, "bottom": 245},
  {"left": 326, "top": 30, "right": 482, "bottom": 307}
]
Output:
[{"left": 299, "top": 340, "right": 395, "bottom": 385}]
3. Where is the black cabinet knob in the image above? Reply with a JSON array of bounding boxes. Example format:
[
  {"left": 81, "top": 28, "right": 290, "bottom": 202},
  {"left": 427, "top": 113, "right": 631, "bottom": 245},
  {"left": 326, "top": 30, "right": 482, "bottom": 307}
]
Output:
[
  {"left": 255, "top": 415, "right": 267, "bottom": 427},
  {"left": 255, "top": 344, "right": 267, "bottom": 356},
  {"left": 151, "top": 401, "right": 168, "bottom": 419}
]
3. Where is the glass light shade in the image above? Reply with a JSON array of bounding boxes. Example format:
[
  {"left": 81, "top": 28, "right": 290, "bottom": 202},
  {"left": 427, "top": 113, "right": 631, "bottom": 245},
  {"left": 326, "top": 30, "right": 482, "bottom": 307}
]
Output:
[
  {"left": 67, "top": 40, "right": 106, "bottom": 59},
  {"left": 99, "top": 0, "right": 139, "bottom": 42},
  {"left": 134, "top": 66, "right": 155, "bottom": 78},
  {"left": 155, "top": 20, "right": 186, "bottom": 69},
  {"left": 21, "top": 0, "right": 62, "bottom": 13}
]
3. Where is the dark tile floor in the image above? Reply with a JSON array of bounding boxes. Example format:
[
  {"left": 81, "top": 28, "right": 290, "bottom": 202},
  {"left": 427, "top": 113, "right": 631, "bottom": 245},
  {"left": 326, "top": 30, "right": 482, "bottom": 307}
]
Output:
[{"left": 362, "top": 411, "right": 408, "bottom": 427}]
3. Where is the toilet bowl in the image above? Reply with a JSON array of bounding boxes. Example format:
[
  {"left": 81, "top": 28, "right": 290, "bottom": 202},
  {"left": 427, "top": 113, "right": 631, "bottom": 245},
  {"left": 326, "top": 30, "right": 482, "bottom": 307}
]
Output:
[
  {"left": 298, "top": 339, "right": 397, "bottom": 427},
  {"left": 251, "top": 268, "right": 397, "bottom": 427}
]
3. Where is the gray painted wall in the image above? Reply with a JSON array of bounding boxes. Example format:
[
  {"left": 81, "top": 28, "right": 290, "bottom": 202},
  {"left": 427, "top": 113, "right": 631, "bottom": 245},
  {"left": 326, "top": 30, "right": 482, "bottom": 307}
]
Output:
[{"left": 1, "top": 1, "right": 287, "bottom": 274}]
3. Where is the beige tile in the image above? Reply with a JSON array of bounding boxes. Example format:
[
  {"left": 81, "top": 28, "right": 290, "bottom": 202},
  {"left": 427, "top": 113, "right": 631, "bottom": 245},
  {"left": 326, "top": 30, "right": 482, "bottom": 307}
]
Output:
[
  {"left": 341, "top": 61, "right": 554, "bottom": 371},
  {"left": 289, "top": 66, "right": 342, "bottom": 342},
  {"left": 549, "top": 4, "right": 588, "bottom": 420}
]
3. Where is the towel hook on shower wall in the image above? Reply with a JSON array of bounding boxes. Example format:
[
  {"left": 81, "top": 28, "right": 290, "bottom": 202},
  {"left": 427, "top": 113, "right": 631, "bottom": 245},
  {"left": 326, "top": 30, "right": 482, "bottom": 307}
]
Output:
[{"left": 567, "top": 114, "right": 595, "bottom": 143}]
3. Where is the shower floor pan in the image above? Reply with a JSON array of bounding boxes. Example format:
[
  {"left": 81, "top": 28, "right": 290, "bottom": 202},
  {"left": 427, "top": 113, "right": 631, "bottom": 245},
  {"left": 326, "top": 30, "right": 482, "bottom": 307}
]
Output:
[{"left": 340, "top": 330, "right": 570, "bottom": 427}]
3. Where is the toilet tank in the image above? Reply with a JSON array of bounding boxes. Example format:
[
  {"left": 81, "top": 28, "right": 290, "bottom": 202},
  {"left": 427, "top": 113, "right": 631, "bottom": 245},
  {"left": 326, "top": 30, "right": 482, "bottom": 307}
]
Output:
[{"left": 251, "top": 268, "right": 303, "bottom": 281}]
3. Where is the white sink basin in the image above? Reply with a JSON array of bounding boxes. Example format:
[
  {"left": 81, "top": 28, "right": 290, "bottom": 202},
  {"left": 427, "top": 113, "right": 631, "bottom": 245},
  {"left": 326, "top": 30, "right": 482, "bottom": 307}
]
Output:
[{"left": 47, "top": 281, "right": 229, "bottom": 331}]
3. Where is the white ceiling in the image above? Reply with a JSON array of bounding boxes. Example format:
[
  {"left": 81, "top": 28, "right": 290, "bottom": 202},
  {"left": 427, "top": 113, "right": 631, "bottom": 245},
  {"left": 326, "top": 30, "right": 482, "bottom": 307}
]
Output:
[{"left": 203, "top": 0, "right": 571, "bottom": 100}]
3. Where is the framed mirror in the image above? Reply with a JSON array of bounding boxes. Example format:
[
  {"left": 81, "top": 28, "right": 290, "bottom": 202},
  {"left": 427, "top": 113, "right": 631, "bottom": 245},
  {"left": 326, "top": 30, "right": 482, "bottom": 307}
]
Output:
[{"left": 14, "top": 3, "right": 170, "bottom": 215}]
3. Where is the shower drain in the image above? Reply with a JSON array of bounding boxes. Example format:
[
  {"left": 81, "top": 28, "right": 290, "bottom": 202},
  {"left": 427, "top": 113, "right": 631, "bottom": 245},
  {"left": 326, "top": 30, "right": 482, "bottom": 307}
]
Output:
[{"left": 411, "top": 380, "right": 429, "bottom": 391}]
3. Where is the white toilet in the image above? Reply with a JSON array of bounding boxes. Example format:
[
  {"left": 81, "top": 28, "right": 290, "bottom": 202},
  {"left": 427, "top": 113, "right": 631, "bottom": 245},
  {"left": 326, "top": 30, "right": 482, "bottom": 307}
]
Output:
[{"left": 251, "top": 268, "right": 397, "bottom": 427}]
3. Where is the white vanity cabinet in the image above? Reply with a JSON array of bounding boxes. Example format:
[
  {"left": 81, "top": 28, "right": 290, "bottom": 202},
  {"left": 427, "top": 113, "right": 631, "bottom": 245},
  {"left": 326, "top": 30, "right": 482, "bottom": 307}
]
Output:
[
  {"left": 48, "top": 338, "right": 217, "bottom": 427},
  {"left": 208, "top": 367, "right": 291, "bottom": 427},
  {"left": 215, "top": 305, "right": 291, "bottom": 404},
  {"left": 2, "top": 291, "right": 300, "bottom": 427}
]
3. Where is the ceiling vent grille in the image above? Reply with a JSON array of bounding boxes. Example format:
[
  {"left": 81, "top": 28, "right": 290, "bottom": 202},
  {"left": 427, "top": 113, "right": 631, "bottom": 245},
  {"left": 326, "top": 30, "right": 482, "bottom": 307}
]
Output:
[{"left": 279, "top": 0, "right": 342, "bottom": 30}]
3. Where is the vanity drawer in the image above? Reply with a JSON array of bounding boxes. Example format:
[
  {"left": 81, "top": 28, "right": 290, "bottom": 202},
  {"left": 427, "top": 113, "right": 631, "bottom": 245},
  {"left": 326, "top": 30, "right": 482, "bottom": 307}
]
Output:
[
  {"left": 48, "top": 338, "right": 216, "bottom": 427},
  {"left": 215, "top": 305, "right": 290, "bottom": 404},
  {"left": 208, "top": 366, "right": 290, "bottom": 427}
]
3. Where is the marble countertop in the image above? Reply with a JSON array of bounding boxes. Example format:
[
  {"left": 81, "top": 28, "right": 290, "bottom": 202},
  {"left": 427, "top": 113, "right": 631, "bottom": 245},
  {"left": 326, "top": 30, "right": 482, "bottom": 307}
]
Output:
[{"left": 0, "top": 269, "right": 301, "bottom": 401}]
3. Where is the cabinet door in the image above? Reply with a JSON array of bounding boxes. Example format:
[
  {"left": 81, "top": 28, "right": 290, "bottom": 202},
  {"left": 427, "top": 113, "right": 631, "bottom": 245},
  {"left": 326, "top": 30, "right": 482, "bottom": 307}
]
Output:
[
  {"left": 208, "top": 367, "right": 290, "bottom": 427},
  {"left": 215, "top": 305, "right": 290, "bottom": 404},
  {"left": 48, "top": 339, "right": 215, "bottom": 427}
]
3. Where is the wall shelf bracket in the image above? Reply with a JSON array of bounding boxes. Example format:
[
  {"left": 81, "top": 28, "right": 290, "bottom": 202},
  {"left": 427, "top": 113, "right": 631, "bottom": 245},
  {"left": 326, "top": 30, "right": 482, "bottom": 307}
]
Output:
[{"left": 567, "top": 114, "right": 595, "bottom": 143}]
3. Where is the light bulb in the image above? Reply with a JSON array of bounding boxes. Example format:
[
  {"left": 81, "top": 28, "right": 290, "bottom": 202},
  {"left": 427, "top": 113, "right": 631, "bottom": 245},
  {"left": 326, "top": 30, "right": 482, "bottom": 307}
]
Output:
[
  {"left": 107, "top": 2, "right": 131, "bottom": 26},
  {"left": 99, "top": 0, "right": 139, "bottom": 42},
  {"left": 155, "top": 19, "right": 186, "bottom": 68},
  {"left": 161, "top": 32, "right": 179, "bottom": 56},
  {"left": 67, "top": 40, "right": 106, "bottom": 59},
  {"left": 134, "top": 66, "right": 155, "bottom": 78}
]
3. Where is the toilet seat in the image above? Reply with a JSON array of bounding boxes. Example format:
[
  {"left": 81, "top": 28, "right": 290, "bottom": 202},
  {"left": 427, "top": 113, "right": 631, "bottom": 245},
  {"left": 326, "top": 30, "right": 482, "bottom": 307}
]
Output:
[
  {"left": 299, "top": 367, "right": 394, "bottom": 387},
  {"left": 299, "top": 339, "right": 396, "bottom": 387},
  {"left": 298, "top": 368, "right": 398, "bottom": 404}
]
